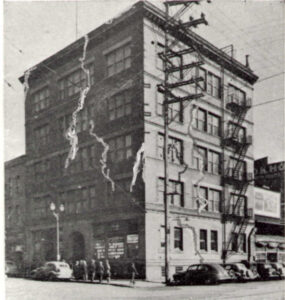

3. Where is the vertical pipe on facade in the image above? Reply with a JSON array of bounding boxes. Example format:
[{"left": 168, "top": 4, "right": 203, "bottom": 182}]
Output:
[
  {"left": 163, "top": 2, "right": 170, "bottom": 284},
  {"left": 221, "top": 66, "right": 227, "bottom": 264}
]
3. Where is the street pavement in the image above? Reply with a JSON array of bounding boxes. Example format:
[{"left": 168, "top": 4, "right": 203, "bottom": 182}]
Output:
[{"left": 5, "top": 277, "right": 285, "bottom": 300}]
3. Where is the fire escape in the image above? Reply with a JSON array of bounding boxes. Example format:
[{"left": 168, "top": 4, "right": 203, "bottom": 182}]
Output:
[{"left": 222, "top": 89, "right": 253, "bottom": 261}]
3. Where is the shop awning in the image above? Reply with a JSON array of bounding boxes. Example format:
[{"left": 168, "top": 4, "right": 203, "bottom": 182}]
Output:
[
  {"left": 256, "top": 241, "right": 268, "bottom": 247},
  {"left": 255, "top": 235, "right": 284, "bottom": 249}
]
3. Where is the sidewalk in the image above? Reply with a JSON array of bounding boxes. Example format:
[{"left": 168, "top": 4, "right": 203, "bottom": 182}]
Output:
[
  {"left": 75, "top": 279, "right": 165, "bottom": 288},
  {"left": 109, "top": 279, "right": 165, "bottom": 288}
]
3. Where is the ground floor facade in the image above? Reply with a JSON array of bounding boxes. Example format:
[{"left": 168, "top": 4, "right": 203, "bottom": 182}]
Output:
[{"left": 24, "top": 209, "right": 257, "bottom": 281}]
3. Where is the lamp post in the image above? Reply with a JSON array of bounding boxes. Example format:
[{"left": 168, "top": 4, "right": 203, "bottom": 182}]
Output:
[{"left": 50, "top": 202, "right": 64, "bottom": 261}]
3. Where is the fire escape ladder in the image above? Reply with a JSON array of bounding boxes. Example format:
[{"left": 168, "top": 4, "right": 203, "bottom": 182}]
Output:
[{"left": 223, "top": 94, "right": 252, "bottom": 261}]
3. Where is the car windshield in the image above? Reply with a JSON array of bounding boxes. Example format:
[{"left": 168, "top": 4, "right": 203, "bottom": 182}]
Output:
[{"left": 236, "top": 263, "right": 247, "bottom": 271}]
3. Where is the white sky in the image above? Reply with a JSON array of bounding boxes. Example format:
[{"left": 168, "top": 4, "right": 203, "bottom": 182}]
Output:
[{"left": 3, "top": 0, "right": 285, "bottom": 163}]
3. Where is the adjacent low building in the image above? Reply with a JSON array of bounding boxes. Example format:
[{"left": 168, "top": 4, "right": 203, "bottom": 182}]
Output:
[
  {"left": 5, "top": 155, "right": 27, "bottom": 270},
  {"left": 254, "top": 186, "right": 285, "bottom": 263}
]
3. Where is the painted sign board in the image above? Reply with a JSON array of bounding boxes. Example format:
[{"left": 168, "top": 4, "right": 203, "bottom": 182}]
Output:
[{"left": 254, "top": 187, "right": 280, "bottom": 218}]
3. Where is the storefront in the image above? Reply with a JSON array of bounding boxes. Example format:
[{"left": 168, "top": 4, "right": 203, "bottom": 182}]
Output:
[
  {"left": 255, "top": 235, "right": 285, "bottom": 263},
  {"left": 92, "top": 219, "right": 144, "bottom": 278}
]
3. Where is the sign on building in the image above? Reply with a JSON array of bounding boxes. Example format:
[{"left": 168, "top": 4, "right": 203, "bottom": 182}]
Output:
[{"left": 254, "top": 187, "right": 281, "bottom": 218}]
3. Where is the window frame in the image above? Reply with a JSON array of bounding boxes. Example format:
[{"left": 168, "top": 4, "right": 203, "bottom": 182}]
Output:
[
  {"left": 210, "top": 230, "right": 218, "bottom": 251},
  {"left": 174, "top": 227, "right": 183, "bottom": 251},
  {"left": 200, "top": 229, "right": 208, "bottom": 251},
  {"left": 106, "top": 43, "right": 131, "bottom": 77}
]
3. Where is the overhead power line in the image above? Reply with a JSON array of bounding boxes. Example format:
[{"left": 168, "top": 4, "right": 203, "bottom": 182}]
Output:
[
  {"left": 256, "top": 72, "right": 285, "bottom": 84},
  {"left": 253, "top": 97, "right": 285, "bottom": 108}
]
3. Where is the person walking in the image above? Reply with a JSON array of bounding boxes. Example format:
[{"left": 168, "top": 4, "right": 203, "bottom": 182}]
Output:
[
  {"left": 98, "top": 261, "right": 104, "bottom": 283},
  {"left": 105, "top": 259, "right": 111, "bottom": 283},
  {"left": 89, "top": 259, "right": 96, "bottom": 282},
  {"left": 130, "top": 262, "right": 139, "bottom": 286}
]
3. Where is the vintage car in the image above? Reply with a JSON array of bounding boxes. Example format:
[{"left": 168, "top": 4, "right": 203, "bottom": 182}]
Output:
[
  {"left": 5, "top": 261, "right": 20, "bottom": 277},
  {"left": 256, "top": 263, "right": 279, "bottom": 280},
  {"left": 31, "top": 261, "right": 73, "bottom": 281},
  {"left": 270, "top": 263, "right": 285, "bottom": 279},
  {"left": 173, "top": 263, "right": 230, "bottom": 285},
  {"left": 222, "top": 263, "right": 257, "bottom": 282}
]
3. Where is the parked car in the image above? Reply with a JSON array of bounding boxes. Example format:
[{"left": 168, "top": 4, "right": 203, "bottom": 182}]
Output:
[
  {"left": 222, "top": 263, "right": 256, "bottom": 282},
  {"left": 5, "top": 261, "right": 19, "bottom": 277},
  {"left": 256, "top": 263, "right": 279, "bottom": 280},
  {"left": 270, "top": 263, "right": 285, "bottom": 279},
  {"left": 173, "top": 263, "right": 230, "bottom": 285},
  {"left": 30, "top": 261, "right": 73, "bottom": 281}
]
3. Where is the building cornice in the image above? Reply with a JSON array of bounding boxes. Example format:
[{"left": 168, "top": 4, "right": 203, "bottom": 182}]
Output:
[
  {"left": 141, "top": 1, "right": 258, "bottom": 84},
  {"left": 19, "top": 1, "right": 258, "bottom": 85}
]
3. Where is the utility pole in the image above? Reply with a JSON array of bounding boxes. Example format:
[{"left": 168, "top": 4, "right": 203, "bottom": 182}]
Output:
[
  {"left": 163, "top": 2, "right": 170, "bottom": 284},
  {"left": 159, "top": 0, "right": 210, "bottom": 284}
]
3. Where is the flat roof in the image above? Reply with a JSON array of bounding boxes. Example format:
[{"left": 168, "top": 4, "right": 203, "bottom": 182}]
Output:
[{"left": 19, "top": 1, "right": 258, "bottom": 84}]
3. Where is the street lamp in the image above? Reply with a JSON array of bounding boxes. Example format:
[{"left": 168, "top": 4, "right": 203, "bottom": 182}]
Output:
[{"left": 50, "top": 202, "right": 64, "bottom": 261}]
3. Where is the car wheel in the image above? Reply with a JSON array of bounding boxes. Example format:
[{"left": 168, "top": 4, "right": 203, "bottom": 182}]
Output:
[
  {"left": 48, "top": 274, "right": 56, "bottom": 281},
  {"left": 205, "top": 278, "right": 216, "bottom": 285}
]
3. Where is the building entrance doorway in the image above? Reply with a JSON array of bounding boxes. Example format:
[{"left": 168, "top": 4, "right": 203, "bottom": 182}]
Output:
[{"left": 71, "top": 232, "right": 85, "bottom": 261}]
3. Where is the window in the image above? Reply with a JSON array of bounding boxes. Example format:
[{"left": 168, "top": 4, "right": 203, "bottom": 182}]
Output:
[
  {"left": 199, "top": 68, "right": 207, "bottom": 91},
  {"left": 108, "top": 90, "right": 132, "bottom": 120},
  {"left": 160, "top": 226, "right": 165, "bottom": 248},
  {"left": 194, "top": 186, "right": 208, "bottom": 210},
  {"left": 34, "top": 160, "right": 50, "bottom": 181},
  {"left": 106, "top": 44, "right": 131, "bottom": 77},
  {"left": 77, "top": 107, "right": 89, "bottom": 132},
  {"left": 208, "top": 189, "right": 221, "bottom": 212},
  {"left": 207, "top": 72, "right": 221, "bottom": 99},
  {"left": 89, "top": 186, "right": 96, "bottom": 208},
  {"left": 208, "top": 150, "right": 220, "bottom": 175},
  {"left": 109, "top": 135, "right": 132, "bottom": 162},
  {"left": 158, "top": 134, "right": 183, "bottom": 164},
  {"left": 228, "top": 84, "right": 246, "bottom": 106},
  {"left": 239, "top": 233, "right": 246, "bottom": 252},
  {"left": 230, "top": 194, "right": 246, "bottom": 216},
  {"left": 227, "top": 122, "right": 246, "bottom": 143},
  {"left": 156, "top": 91, "right": 183, "bottom": 123},
  {"left": 174, "top": 227, "right": 183, "bottom": 250},
  {"left": 15, "top": 176, "right": 20, "bottom": 194},
  {"left": 207, "top": 113, "right": 220, "bottom": 136},
  {"left": 231, "top": 233, "right": 238, "bottom": 252},
  {"left": 34, "top": 124, "right": 50, "bottom": 146},
  {"left": 200, "top": 229, "right": 208, "bottom": 251},
  {"left": 211, "top": 230, "right": 218, "bottom": 251},
  {"left": 58, "top": 114, "right": 72, "bottom": 138},
  {"left": 32, "top": 87, "right": 50, "bottom": 113},
  {"left": 194, "top": 108, "right": 221, "bottom": 137},
  {"left": 194, "top": 186, "right": 221, "bottom": 212},
  {"left": 229, "top": 158, "right": 247, "bottom": 180},
  {"left": 194, "top": 108, "right": 207, "bottom": 131},
  {"left": 193, "top": 146, "right": 207, "bottom": 171},
  {"left": 161, "top": 266, "right": 165, "bottom": 277},
  {"left": 158, "top": 178, "right": 184, "bottom": 207},
  {"left": 58, "top": 64, "right": 94, "bottom": 100}
]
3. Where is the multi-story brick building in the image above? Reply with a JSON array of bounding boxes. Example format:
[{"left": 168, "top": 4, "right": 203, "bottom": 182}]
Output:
[
  {"left": 19, "top": 1, "right": 258, "bottom": 281},
  {"left": 5, "top": 155, "right": 27, "bottom": 270}
]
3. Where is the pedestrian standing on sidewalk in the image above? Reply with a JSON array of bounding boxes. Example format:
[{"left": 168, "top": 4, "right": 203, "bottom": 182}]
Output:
[
  {"left": 98, "top": 260, "right": 104, "bottom": 283},
  {"left": 81, "top": 259, "right": 88, "bottom": 281},
  {"left": 105, "top": 259, "right": 111, "bottom": 283},
  {"left": 89, "top": 259, "right": 96, "bottom": 282},
  {"left": 130, "top": 262, "right": 139, "bottom": 286}
]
